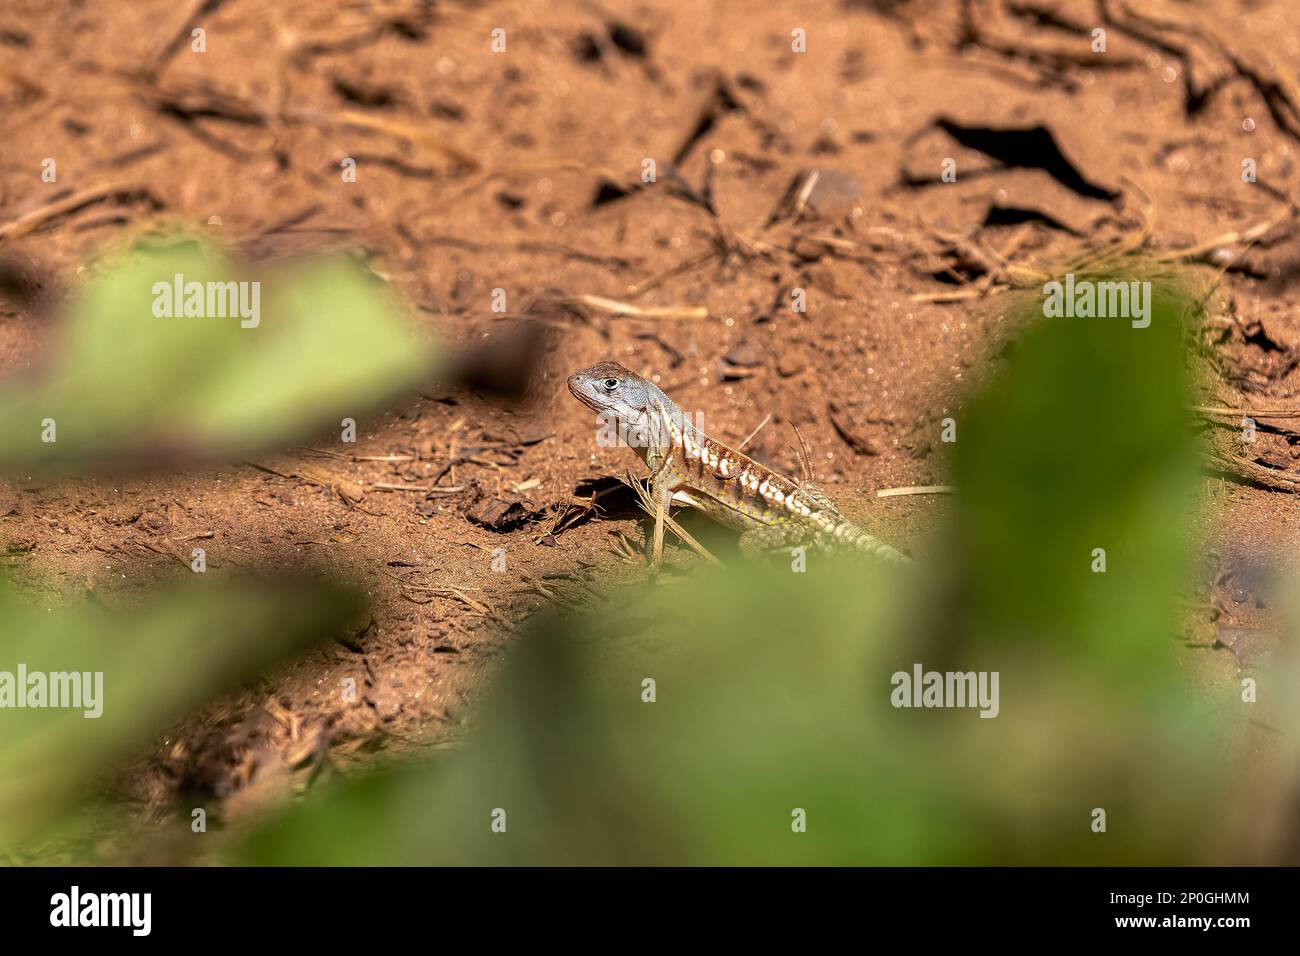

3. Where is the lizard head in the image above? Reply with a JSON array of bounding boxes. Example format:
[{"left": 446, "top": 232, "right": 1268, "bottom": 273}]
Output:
[{"left": 567, "top": 362, "right": 651, "bottom": 415}]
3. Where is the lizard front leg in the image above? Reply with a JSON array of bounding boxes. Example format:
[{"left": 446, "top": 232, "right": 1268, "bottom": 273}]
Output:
[
  {"left": 643, "top": 447, "right": 675, "bottom": 568},
  {"left": 649, "top": 473, "right": 674, "bottom": 566}
]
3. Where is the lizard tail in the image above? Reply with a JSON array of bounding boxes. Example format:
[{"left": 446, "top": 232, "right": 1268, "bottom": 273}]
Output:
[{"left": 845, "top": 526, "right": 914, "bottom": 566}]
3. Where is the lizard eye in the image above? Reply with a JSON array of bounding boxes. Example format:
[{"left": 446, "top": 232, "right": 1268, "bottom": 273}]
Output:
[{"left": 602, "top": 378, "right": 620, "bottom": 391}]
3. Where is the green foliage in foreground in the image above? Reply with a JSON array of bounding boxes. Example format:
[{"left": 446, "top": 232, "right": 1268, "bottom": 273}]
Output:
[
  {"left": 232, "top": 279, "right": 1245, "bottom": 865},
  {"left": 0, "top": 578, "right": 362, "bottom": 854},
  {"left": 0, "top": 238, "right": 430, "bottom": 857},
  {"left": 0, "top": 240, "right": 436, "bottom": 472}
]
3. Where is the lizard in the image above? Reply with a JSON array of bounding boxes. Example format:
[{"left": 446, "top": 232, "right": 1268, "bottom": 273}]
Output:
[{"left": 567, "top": 361, "right": 910, "bottom": 566}]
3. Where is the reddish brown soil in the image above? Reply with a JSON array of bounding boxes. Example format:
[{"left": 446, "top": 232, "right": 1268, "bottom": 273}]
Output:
[{"left": 2, "top": 0, "right": 1299, "bottom": 858}]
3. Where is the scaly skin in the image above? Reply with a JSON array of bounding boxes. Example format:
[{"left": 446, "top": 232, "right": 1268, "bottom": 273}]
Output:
[{"left": 567, "top": 362, "right": 910, "bottom": 565}]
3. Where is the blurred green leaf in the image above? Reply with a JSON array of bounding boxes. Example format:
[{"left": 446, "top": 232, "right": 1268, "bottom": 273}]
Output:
[
  {"left": 0, "top": 576, "right": 362, "bottom": 852},
  {"left": 238, "top": 562, "right": 911, "bottom": 865},
  {"left": 952, "top": 278, "right": 1198, "bottom": 667},
  {"left": 0, "top": 241, "right": 436, "bottom": 472}
]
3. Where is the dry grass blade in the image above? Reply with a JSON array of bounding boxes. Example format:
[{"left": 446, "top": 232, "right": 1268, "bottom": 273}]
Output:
[
  {"left": 303, "top": 448, "right": 416, "bottom": 463},
  {"left": 619, "top": 472, "right": 722, "bottom": 566},
  {"left": 735, "top": 414, "right": 771, "bottom": 451},
  {"left": 0, "top": 183, "right": 153, "bottom": 243},
  {"left": 369, "top": 483, "right": 465, "bottom": 494},
  {"left": 1192, "top": 404, "right": 1300, "bottom": 420},
  {"left": 572, "top": 294, "right": 708, "bottom": 320},
  {"left": 284, "top": 108, "right": 480, "bottom": 170},
  {"left": 628, "top": 249, "right": 721, "bottom": 298},
  {"left": 1206, "top": 451, "right": 1300, "bottom": 492},
  {"left": 876, "top": 485, "right": 956, "bottom": 497},
  {"left": 1158, "top": 207, "right": 1293, "bottom": 262}
]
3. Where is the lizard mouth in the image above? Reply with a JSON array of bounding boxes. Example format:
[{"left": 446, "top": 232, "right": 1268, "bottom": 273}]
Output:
[{"left": 567, "top": 374, "right": 606, "bottom": 412}]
